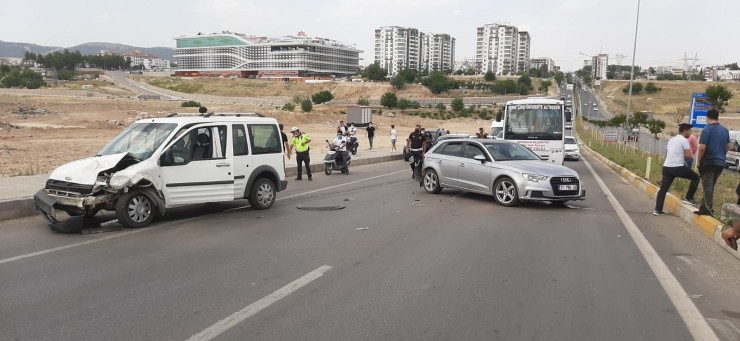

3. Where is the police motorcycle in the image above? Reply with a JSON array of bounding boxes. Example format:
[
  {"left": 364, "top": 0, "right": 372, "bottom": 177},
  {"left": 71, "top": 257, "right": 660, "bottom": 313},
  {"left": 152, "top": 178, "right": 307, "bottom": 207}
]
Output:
[{"left": 324, "top": 138, "right": 351, "bottom": 175}]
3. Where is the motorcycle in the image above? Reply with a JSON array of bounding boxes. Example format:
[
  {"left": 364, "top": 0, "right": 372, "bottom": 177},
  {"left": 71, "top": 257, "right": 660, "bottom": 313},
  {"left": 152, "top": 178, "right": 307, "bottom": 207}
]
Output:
[
  {"left": 347, "top": 136, "right": 359, "bottom": 155},
  {"left": 324, "top": 140, "right": 351, "bottom": 175}
]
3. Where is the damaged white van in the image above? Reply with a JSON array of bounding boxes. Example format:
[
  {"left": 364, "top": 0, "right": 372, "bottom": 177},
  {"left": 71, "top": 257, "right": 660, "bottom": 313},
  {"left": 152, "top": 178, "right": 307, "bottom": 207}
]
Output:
[{"left": 34, "top": 114, "right": 288, "bottom": 232}]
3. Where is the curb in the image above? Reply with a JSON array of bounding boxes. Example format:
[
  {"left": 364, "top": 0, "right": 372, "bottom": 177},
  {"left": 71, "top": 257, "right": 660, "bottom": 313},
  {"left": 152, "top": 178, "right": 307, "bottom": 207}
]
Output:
[
  {"left": 0, "top": 154, "right": 405, "bottom": 223},
  {"left": 581, "top": 145, "right": 740, "bottom": 261}
]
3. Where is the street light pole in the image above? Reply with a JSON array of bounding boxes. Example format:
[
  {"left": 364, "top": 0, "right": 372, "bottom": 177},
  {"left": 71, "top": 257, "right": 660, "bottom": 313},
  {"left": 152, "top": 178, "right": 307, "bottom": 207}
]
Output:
[{"left": 626, "top": 0, "right": 641, "bottom": 118}]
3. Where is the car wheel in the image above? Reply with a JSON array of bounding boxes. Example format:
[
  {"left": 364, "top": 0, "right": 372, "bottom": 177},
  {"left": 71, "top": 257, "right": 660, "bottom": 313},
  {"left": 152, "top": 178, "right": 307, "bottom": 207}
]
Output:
[
  {"left": 325, "top": 166, "right": 332, "bottom": 175},
  {"left": 423, "top": 169, "right": 442, "bottom": 194},
  {"left": 249, "top": 178, "right": 276, "bottom": 210},
  {"left": 116, "top": 190, "right": 155, "bottom": 228},
  {"left": 493, "top": 177, "right": 520, "bottom": 207}
]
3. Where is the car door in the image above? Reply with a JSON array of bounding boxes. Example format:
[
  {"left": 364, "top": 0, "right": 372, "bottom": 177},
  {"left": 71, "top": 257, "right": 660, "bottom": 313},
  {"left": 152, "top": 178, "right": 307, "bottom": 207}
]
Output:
[
  {"left": 434, "top": 142, "right": 464, "bottom": 188},
  {"left": 232, "top": 123, "right": 253, "bottom": 199},
  {"left": 458, "top": 142, "right": 492, "bottom": 193},
  {"left": 161, "top": 125, "right": 235, "bottom": 207}
]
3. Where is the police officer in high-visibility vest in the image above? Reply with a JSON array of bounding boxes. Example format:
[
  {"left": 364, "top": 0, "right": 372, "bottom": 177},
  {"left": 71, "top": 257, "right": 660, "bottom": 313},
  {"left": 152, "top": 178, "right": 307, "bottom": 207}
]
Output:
[{"left": 288, "top": 127, "right": 312, "bottom": 181}]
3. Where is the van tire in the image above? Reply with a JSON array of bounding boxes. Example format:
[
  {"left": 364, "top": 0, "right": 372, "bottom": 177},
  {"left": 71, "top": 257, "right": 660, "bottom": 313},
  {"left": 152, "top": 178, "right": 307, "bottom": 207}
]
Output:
[
  {"left": 249, "top": 178, "right": 276, "bottom": 210},
  {"left": 116, "top": 190, "right": 155, "bottom": 228}
]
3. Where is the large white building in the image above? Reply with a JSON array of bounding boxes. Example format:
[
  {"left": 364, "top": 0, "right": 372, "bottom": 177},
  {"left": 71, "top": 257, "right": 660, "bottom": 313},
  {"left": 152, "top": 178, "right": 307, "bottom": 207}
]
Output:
[
  {"left": 530, "top": 58, "right": 554, "bottom": 73},
  {"left": 422, "top": 33, "right": 455, "bottom": 73},
  {"left": 591, "top": 54, "right": 608, "bottom": 80},
  {"left": 123, "top": 51, "right": 171, "bottom": 71},
  {"left": 174, "top": 31, "right": 361, "bottom": 79},
  {"left": 475, "top": 24, "right": 531, "bottom": 75}
]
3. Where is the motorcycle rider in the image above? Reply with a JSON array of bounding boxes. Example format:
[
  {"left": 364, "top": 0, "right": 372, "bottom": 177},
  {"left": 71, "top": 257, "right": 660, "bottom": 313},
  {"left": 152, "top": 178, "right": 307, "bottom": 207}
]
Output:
[{"left": 329, "top": 132, "right": 348, "bottom": 167}]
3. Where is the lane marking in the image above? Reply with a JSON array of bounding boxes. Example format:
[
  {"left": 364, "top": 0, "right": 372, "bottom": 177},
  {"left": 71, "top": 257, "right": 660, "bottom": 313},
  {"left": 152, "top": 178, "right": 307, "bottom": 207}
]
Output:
[
  {"left": 582, "top": 156, "right": 718, "bottom": 340},
  {"left": 0, "top": 169, "right": 408, "bottom": 265},
  {"left": 186, "top": 265, "right": 332, "bottom": 341}
]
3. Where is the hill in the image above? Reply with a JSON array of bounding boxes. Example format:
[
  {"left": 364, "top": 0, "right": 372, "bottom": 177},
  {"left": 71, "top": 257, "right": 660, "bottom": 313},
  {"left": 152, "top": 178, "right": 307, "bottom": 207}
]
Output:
[{"left": 0, "top": 41, "right": 174, "bottom": 59}]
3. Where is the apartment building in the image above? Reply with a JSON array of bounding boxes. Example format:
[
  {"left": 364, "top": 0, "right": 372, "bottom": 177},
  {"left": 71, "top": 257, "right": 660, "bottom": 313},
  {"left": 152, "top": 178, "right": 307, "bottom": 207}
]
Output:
[
  {"left": 174, "top": 31, "right": 361, "bottom": 79},
  {"left": 422, "top": 33, "right": 455, "bottom": 73},
  {"left": 123, "top": 51, "right": 171, "bottom": 70},
  {"left": 530, "top": 57, "right": 554, "bottom": 72},
  {"left": 475, "top": 23, "right": 530, "bottom": 75},
  {"left": 591, "top": 54, "right": 608, "bottom": 80},
  {"left": 374, "top": 26, "right": 423, "bottom": 76}
]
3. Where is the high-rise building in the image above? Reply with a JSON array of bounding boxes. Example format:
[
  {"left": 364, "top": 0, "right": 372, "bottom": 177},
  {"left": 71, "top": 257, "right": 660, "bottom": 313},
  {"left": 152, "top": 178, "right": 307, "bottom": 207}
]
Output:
[
  {"left": 530, "top": 58, "right": 555, "bottom": 73},
  {"left": 592, "top": 54, "right": 609, "bottom": 80},
  {"left": 374, "top": 26, "right": 423, "bottom": 76},
  {"left": 422, "top": 33, "right": 455, "bottom": 73},
  {"left": 174, "top": 31, "right": 361, "bottom": 79},
  {"left": 475, "top": 23, "right": 530, "bottom": 75},
  {"left": 517, "top": 32, "right": 531, "bottom": 72}
]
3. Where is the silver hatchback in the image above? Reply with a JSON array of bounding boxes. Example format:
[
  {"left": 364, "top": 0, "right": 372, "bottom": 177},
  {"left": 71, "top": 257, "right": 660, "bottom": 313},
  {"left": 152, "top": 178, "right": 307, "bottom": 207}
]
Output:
[{"left": 421, "top": 139, "right": 586, "bottom": 206}]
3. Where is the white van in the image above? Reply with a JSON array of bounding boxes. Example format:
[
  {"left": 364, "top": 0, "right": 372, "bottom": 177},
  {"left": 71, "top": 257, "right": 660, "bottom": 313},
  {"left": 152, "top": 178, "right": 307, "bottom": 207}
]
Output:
[
  {"left": 490, "top": 120, "right": 504, "bottom": 139},
  {"left": 34, "top": 114, "right": 287, "bottom": 231}
]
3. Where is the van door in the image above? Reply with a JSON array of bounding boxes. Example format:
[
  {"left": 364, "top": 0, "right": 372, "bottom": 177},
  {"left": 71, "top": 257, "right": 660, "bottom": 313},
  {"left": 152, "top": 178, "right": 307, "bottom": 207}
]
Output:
[
  {"left": 232, "top": 123, "right": 253, "bottom": 198},
  {"left": 161, "top": 125, "right": 235, "bottom": 207}
]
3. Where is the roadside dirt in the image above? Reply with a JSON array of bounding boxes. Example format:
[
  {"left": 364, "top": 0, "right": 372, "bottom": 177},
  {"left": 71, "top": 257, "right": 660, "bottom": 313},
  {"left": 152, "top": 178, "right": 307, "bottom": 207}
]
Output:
[{"left": 0, "top": 94, "right": 486, "bottom": 177}]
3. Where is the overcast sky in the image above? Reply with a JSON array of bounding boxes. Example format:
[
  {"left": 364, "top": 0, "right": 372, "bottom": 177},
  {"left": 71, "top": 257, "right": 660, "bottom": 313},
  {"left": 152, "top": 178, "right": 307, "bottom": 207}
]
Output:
[{"left": 2, "top": 0, "right": 738, "bottom": 71}]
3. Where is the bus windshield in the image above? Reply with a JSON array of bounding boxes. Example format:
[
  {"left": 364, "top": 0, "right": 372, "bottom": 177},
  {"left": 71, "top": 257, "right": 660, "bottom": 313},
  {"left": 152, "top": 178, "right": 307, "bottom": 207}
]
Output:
[{"left": 504, "top": 104, "right": 563, "bottom": 140}]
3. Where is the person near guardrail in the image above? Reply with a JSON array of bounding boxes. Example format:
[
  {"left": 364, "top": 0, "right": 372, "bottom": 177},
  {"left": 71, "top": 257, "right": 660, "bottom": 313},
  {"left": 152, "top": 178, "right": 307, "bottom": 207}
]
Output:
[
  {"left": 653, "top": 123, "right": 700, "bottom": 216},
  {"left": 695, "top": 109, "right": 731, "bottom": 216},
  {"left": 687, "top": 128, "right": 698, "bottom": 169},
  {"left": 390, "top": 125, "right": 397, "bottom": 152}
]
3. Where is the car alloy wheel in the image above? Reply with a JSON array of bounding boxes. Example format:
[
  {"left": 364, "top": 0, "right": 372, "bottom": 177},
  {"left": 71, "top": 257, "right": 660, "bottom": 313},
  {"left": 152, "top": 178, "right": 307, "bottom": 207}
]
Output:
[
  {"left": 423, "top": 169, "right": 442, "bottom": 194},
  {"left": 494, "top": 177, "right": 520, "bottom": 207}
]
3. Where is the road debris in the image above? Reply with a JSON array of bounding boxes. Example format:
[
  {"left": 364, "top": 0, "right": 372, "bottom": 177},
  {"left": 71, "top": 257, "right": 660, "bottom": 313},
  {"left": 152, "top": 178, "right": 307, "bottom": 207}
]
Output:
[{"left": 355, "top": 227, "right": 369, "bottom": 231}]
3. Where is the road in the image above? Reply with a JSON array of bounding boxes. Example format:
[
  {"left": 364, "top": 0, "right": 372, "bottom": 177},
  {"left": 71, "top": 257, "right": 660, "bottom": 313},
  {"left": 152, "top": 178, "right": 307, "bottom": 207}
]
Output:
[
  {"left": 104, "top": 70, "right": 180, "bottom": 100},
  {"left": 2, "top": 157, "right": 740, "bottom": 340}
]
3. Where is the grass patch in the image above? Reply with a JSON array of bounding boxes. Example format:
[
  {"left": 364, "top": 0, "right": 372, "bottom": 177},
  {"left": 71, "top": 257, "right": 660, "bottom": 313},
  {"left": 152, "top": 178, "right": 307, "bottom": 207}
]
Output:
[
  {"left": 147, "top": 78, "right": 204, "bottom": 94},
  {"left": 576, "top": 117, "right": 738, "bottom": 211}
]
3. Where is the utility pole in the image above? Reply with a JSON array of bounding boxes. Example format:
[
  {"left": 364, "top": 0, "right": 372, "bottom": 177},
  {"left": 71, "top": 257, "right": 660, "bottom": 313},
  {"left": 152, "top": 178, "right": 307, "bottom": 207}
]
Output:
[{"left": 626, "top": 0, "right": 641, "bottom": 120}]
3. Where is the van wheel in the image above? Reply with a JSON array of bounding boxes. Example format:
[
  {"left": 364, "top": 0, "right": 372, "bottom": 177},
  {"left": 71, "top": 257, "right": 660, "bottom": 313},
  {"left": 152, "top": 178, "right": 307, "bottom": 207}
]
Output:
[
  {"left": 116, "top": 190, "right": 155, "bottom": 228},
  {"left": 249, "top": 178, "right": 276, "bottom": 210},
  {"left": 493, "top": 177, "right": 520, "bottom": 207}
]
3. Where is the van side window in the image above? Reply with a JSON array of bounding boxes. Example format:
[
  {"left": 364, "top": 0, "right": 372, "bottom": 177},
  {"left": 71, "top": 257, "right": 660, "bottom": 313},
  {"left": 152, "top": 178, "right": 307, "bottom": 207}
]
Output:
[
  {"left": 249, "top": 124, "right": 281, "bottom": 154},
  {"left": 190, "top": 126, "right": 226, "bottom": 161},
  {"left": 233, "top": 124, "right": 249, "bottom": 156}
]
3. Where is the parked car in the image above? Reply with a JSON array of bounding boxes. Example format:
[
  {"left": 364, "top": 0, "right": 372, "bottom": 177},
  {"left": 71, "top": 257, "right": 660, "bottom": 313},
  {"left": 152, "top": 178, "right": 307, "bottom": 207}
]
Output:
[
  {"left": 421, "top": 139, "right": 585, "bottom": 206},
  {"left": 564, "top": 136, "right": 580, "bottom": 161},
  {"left": 34, "top": 114, "right": 288, "bottom": 232}
]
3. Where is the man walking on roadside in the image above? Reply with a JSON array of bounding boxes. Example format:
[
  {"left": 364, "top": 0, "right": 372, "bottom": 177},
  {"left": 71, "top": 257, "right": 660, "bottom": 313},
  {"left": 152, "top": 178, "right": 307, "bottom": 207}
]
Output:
[
  {"left": 366, "top": 122, "right": 376, "bottom": 150},
  {"left": 279, "top": 124, "right": 290, "bottom": 160},
  {"left": 407, "top": 125, "right": 426, "bottom": 179},
  {"left": 695, "top": 109, "right": 730, "bottom": 216},
  {"left": 653, "top": 123, "right": 700, "bottom": 216},
  {"left": 288, "top": 127, "right": 312, "bottom": 181}
]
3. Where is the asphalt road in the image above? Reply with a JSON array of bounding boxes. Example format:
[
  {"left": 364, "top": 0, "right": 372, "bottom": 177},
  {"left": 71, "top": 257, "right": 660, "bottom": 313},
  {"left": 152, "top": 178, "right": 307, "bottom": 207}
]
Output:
[
  {"left": 2, "top": 157, "right": 740, "bottom": 340},
  {"left": 104, "top": 70, "right": 179, "bottom": 100}
]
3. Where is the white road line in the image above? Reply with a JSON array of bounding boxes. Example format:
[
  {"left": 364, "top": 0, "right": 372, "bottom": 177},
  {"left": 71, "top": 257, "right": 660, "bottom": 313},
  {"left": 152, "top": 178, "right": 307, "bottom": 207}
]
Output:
[
  {"left": 186, "top": 265, "right": 333, "bottom": 341},
  {"left": 582, "top": 157, "right": 719, "bottom": 340},
  {"left": 0, "top": 169, "right": 408, "bottom": 265}
]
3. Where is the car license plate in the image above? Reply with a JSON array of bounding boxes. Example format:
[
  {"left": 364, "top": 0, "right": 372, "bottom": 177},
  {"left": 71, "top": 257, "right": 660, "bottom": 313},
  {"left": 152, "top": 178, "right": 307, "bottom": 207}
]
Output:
[{"left": 559, "top": 185, "right": 578, "bottom": 191}]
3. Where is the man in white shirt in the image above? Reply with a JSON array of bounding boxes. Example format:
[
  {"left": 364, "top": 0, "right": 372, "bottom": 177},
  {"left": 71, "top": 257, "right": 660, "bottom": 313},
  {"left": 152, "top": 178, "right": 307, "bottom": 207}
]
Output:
[
  {"left": 653, "top": 123, "right": 700, "bottom": 216},
  {"left": 330, "top": 133, "right": 348, "bottom": 166}
]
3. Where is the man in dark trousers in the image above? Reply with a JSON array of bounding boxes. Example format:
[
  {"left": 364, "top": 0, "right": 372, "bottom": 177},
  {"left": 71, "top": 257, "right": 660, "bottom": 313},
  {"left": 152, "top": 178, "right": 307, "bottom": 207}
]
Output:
[
  {"left": 288, "top": 127, "right": 312, "bottom": 181},
  {"left": 279, "top": 124, "right": 290, "bottom": 159},
  {"left": 695, "top": 109, "right": 730, "bottom": 216},
  {"left": 407, "top": 125, "right": 426, "bottom": 179},
  {"left": 653, "top": 123, "right": 700, "bottom": 216},
  {"left": 366, "top": 122, "right": 376, "bottom": 150}
]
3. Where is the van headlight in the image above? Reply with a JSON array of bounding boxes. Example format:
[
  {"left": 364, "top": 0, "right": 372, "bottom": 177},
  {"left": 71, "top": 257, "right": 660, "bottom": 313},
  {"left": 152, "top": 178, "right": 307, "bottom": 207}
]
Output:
[{"left": 523, "top": 173, "right": 548, "bottom": 182}]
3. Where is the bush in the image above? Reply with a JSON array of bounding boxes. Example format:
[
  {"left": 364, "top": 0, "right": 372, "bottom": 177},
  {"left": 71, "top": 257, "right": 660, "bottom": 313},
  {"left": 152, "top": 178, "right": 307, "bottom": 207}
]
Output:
[
  {"left": 451, "top": 98, "right": 464, "bottom": 112},
  {"left": 645, "top": 82, "right": 660, "bottom": 93},
  {"left": 57, "top": 70, "right": 74, "bottom": 81},
  {"left": 357, "top": 97, "right": 370, "bottom": 106},
  {"left": 397, "top": 98, "right": 411, "bottom": 110},
  {"left": 622, "top": 82, "right": 643, "bottom": 94},
  {"left": 380, "top": 92, "right": 398, "bottom": 108},
  {"left": 484, "top": 71, "right": 496, "bottom": 82},
  {"left": 390, "top": 76, "right": 406, "bottom": 89},
  {"left": 181, "top": 100, "right": 201, "bottom": 107},
  {"left": 311, "top": 90, "right": 334, "bottom": 104},
  {"left": 301, "top": 99, "right": 313, "bottom": 112},
  {"left": 282, "top": 103, "right": 295, "bottom": 111},
  {"left": 436, "top": 103, "right": 446, "bottom": 112},
  {"left": 410, "top": 101, "right": 421, "bottom": 109}
]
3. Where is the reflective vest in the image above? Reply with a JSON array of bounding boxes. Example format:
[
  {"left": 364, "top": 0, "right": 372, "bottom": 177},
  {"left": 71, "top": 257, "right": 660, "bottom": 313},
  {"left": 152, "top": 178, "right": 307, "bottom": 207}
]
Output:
[{"left": 291, "top": 133, "right": 310, "bottom": 152}]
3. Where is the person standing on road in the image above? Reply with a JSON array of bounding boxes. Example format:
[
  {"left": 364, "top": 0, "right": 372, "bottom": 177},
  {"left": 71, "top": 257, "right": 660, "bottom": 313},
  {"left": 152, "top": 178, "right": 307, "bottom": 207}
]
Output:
[
  {"left": 653, "top": 123, "right": 700, "bottom": 216},
  {"left": 366, "top": 122, "right": 376, "bottom": 150},
  {"left": 407, "top": 125, "right": 425, "bottom": 179},
  {"left": 476, "top": 127, "right": 488, "bottom": 138},
  {"left": 279, "top": 124, "right": 290, "bottom": 160},
  {"left": 390, "top": 125, "right": 398, "bottom": 152},
  {"left": 288, "top": 127, "right": 312, "bottom": 181},
  {"left": 695, "top": 109, "right": 730, "bottom": 216},
  {"left": 687, "top": 128, "right": 698, "bottom": 169}
]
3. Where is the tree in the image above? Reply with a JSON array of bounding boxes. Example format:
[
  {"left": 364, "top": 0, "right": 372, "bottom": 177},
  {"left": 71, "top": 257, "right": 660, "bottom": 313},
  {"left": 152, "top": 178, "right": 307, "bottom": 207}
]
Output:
[
  {"left": 362, "top": 63, "right": 388, "bottom": 81},
  {"left": 57, "top": 70, "right": 74, "bottom": 81},
  {"left": 645, "top": 82, "right": 660, "bottom": 93},
  {"left": 397, "top": 68, "right": 418, "bottom": 83},
  {"left": 706, "top": 84, "right": 733, "bottom": 112},
  {"left": 484, "top": 71, "right": 495, "bottom": 82},
  {"left": 628, "top": 111, "right": 649, "bottom": 131},
  {"left": 538, "top": 80, "right": 552, "bottom": 94},
  {"left": 607, "top": 114, "right": 627, "bottom": 128},
  {"left": 300, "top": 99, "right": 313, "bottom": 112},
  {"left": 645, "top": 119, "right": 666, "bottom": 139},
  {"left": 491, "top": 80, "right": 518, "bottom": 95},
  {"left": 311, "top": 90, "right": 334, "bottom": 104},
  {"left": 623, "top": 82, "right": 643, "bottom": 94},
  {"left": 357, "top": 98, "right": 370, "bottom": 106},
  {"left": 517, "top": 74, "right": 533, "bottom": 90},
  {"left": 380, "top": 92, "right": 398, "bottom": 108},
  {"left": 422, "top": 71, "right": 456, "bottom": 94},
  {"left": 397, "top": 98, "right": 411, "bottom": 111},
  {"left": 451, "top": 98, "right": 464, "bottom": 112},
  {"left": 553, "top": 71, "right": 565, "bottom": 85},
  {"left": 668, "top": 106, "right": 689, "bottom": 124},
  {"left": 282, "top": 103, "right": 295, "bottom": 111},
  {"left": 390, "top": 76, "right": 406, "bottom": 89},
  {"left": 725, "top": 63, "right": 739, "bottom": 71}
]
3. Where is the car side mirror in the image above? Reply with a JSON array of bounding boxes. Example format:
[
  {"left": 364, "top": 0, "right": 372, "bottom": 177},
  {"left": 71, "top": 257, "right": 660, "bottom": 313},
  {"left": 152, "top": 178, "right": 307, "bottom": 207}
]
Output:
[
  {"left": 474, "top": 154, "right": 487, "bottom": 163},
  {"left": 495, "top": 112, "right": 502, "bottom": 122}
]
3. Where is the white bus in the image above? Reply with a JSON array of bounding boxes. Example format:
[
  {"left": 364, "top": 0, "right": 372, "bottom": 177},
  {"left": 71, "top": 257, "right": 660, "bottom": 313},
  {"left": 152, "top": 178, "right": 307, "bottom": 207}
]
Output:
[{"left": 497, "top": 98, "right": 565, "bottom": 164}]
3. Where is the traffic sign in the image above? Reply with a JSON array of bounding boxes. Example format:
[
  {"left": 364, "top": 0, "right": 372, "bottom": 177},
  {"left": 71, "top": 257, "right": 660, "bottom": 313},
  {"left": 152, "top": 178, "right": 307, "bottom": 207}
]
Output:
[{"left": 689, "top": 92, "right": 710, "bottom": 129}]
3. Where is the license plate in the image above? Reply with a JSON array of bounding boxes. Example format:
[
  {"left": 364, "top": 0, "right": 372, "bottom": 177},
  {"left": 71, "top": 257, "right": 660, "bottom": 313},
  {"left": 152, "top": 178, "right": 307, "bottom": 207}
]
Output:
[{"left": 559, "top": 185, "right": 578, "bottom": 191}]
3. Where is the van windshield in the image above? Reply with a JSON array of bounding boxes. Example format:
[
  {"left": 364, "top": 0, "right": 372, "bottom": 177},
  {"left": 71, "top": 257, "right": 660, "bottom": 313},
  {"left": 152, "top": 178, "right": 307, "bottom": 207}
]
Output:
[{"left": 97, "top": 123, "right": 177, "bottom": 160}]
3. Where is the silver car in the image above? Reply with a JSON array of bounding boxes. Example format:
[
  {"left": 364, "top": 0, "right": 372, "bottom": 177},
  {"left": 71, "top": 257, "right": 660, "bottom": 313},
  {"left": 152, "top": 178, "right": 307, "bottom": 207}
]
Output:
[{"left": 421, "top": 139, "right": 586, "bottom": 206}]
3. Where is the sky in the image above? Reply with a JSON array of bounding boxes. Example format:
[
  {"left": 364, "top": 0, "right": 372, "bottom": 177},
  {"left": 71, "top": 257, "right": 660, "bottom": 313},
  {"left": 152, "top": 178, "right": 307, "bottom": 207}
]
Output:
[{"left": 2, "top": 0, "right": 738, "bottom": 72}]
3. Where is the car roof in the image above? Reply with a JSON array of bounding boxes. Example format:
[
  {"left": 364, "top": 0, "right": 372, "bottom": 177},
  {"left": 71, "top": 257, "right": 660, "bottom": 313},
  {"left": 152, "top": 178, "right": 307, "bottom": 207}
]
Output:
[
  {"left": 132, "top": 114, "right": 278, "bottom": 125},
  {"left": 506, "top": 98, "right": 563, "bottom": 105},
  {"left": 435, "top": 138, "right": 518, "bottom": 144}
]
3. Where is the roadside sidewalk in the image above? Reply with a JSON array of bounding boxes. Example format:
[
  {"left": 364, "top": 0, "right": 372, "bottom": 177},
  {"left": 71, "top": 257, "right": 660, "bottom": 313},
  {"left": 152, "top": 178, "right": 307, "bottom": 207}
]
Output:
[{"left": 0, "top": 148, "right": 404, "bottom": 222}]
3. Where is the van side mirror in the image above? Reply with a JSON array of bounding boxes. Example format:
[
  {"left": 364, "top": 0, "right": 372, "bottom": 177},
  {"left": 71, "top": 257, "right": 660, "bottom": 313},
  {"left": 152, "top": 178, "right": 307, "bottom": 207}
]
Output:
[
  {"left": 160, "top": 151, "right": 172, "bottom": 166},
  {"left": 495, "top": 112, "right": 502, "bottom": 122}
]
